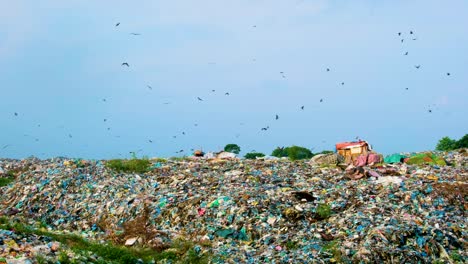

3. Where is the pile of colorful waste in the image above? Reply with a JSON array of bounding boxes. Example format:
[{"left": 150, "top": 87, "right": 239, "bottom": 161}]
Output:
[{"left": 0, "top": 150, "right": 466, "bottom": 263}]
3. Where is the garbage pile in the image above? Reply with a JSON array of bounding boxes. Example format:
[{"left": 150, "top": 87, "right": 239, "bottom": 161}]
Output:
[{"left": 0, "top": 150, "right": 467, "bottom": 263}]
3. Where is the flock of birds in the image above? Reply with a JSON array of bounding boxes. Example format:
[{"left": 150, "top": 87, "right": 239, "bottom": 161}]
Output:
[{"left": 6, "top": 23, "right": 453, "bottom": 156}]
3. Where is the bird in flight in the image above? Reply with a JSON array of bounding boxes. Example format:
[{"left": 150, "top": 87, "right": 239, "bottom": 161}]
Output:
[
  {"left": 122, "top": 62, "right": 130, "bottom": 67},
  {"left": 404, "top": 52, "right": 408, "bottom": 55},
  {"left": 410, "top": 31, "right": 414, "bottom": 34},
  {"left": 326, "top": 68, "right": 330, "bottom": 72},
  {"left": 275, "top": 114, "right": 279, "bottom": 120},
  {"left": 412, "top": 38, "right": 417, "bottom": 41},
  {"left": 301, "top": 106, "right": 304, "bottom": 110},
  {"left": 398, "top": 32, "right": 402, "bottom": 36},
  {"left": 197, "top": 97, "right": 203, "bottom": 101},
  {"left": 320, "top": 99, "right": 323, "bottom": 102},
  {"left": 149, "top": 140, "right": 153, "bottom": 143},
  {"left": 182, "top": 132, "right": 186, "bottom": 135},
  {"left": 14, "top": 112, "right": 18, "bottom": 116},
  {"left": 225, "top": 92, "right": 230, "bottom": 96},
  {"left": 261, "top": 126, "right": 270, "bottom": 131},
  {"left": 115, "top": 22, "right": 120, "bottom": 27},
  {"left": 415, "top": 65, "right": 421, "bottom": 69},
  {"left": 147, "top": 85, "right": 153, "bottom": 90},
  {"left": 341, "top": 82, "right": 345, "bottom": 85},
  {"left": 102, "top": 98, "right": 107, "bottom": 102},
  {"left": 401, "top": 39, "right": 404, "bottom": 43},
  {"left": 2, "top": 144, "right": 11, "bottom": 150},
  {"left": 68, "top": 134, "right": 73, "bottom": 138},
  {"left": 428, "top": 109, "right": 432, "bottom": 113},
  {"left": 253, "top": 25, "right": 257, "bottom": 28},
  {"left": 173, "top": 136, "right": 177, "bottom": 138},
  {"left": 405, "top": 88, "right": 409, "bottom": 90},
  {"left": 104, "top": 119, "right": 107, "bottom": 122},
  {"left": 212, "top": 89, "right": 215, "bottom": 92},
  {"left": 130, "top": 33, "right": 141, "bottom": 36},
  {"left": 280, "top": 72, "right": 286, "bottom": 78},
  {"left": 107, "top": 127, "right": 111, "bottom": 131},
  {"left": 194, "top": 123, "right": 198, "bottom": 126},
  {"left": 446, "top": 72, "right": 451, "bottom": 76}
]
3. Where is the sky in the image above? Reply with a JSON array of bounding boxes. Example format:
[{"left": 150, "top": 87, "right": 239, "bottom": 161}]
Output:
[{"left": 1, "top": 0, "right": 467, "bottom": 159}]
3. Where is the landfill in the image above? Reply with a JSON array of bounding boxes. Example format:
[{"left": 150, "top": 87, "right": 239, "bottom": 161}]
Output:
[{"left": 0, "top": 150, "right": 467, "bottom": 263}]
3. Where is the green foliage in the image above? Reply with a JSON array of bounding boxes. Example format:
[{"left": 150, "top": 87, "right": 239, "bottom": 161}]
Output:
[
  {"left": 105, "top": 159, "right": 151, "bottom": 174},
  {"left": 455, "top": 134, "right": 468, "bottom": 149},
  {"left": 0, "top": 176, "right": 14, "bottom": 187},
  {"left": 244, "top": 152, "right": 265, "bottom": 159},
  {"left": 224, "top": 144, "right": 241, "bottom": 154},
  {"left": 271, "top": 147, "right": 288, "bottom": 158},
  {"left": 323, "top": 240, "right": 342, "bottom": 262},
  {"left": 286, "top": 146, "right": 314, "bottom": 161},
  {"left": 286, "top": 240, "right": 299, "bottom": 250},
  {"left": 58, "top": 251, "right": 71, "bottom": 264},
  {"left": 35, "top": 254, "right": 47, "bottom": 264},
  {"left": 316, "top": 203, "right": 332, "bottom": 219},
  {"left": 271, "top": 146, "right": 314, "bottom": 160},
  {"left": 436, "top": 136, "right": 458, "bottom": 151}
]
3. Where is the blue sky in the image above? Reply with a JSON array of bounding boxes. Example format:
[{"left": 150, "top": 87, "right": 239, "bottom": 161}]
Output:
[{"left": 1, "top": 0, "right": 467, "bottom": 159}]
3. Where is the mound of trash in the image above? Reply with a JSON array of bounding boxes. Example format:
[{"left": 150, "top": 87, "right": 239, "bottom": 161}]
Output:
[{"left": 0, "top": 151, "right": 467, "bottom": 263}]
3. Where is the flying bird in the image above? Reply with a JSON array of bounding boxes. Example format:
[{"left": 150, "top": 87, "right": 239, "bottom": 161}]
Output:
[
  {"left": 398, "top": 32, "right": 401, "bottom": 36},
  {"left": 404, "top": 52, "right": 408, "bottom": 55},
  {"left": 341, "top": 82, "right": 345, "bottom": 85},
  {"left": 173, "top": 136, "right": 177, "bottom": 138},
  {"left": 102, "top": 98, "right": 107, "bottom": 102},
  {"left": 121, "top": 62, "right": 130, "bottom": 67},
  {"left": 182, "top": 132, "right": 186, "bottom": 135},
  {"left": 280, "top": 72, "right": 286, "bottom": 78},
  {"left": 68, "top": 134, "right": 73, "bottom": 138},
  {"left": 107, "top": 128, "right": 111, "bottom": 131},
  {"left": 197, "top": 97, "right": 203, "bottom": 101},
  {"left": 2, "top": 144, "right": 11, "bottom": 149},
  {"left": 401, "top": 39, "right": 404, "bottom": 43},
  {"left": 320, "top": 99, "right": 323, "bottom": 102},
  {"left": 104, "top": 119, "right": 107, "bottom": 122},
  {"left": 149, "top": 140, "right": 153, "bottom": 143},
  {"left": 212, "top": 89, "right": 215, "bottom": 92},
  {"left": 275, "top": 114, "right": 279, "bottom": 120},
  {"left": 410, "top": 31, "right": 414, "bottom": 34},
  {"left": 415, "top": 65, "right": 421, "bottom": 69},
  {"left": 405, "top": 88, "right": 409, "bottom": 90},
  {"left": 14, "top": 112, "right": 18, "bottom": 116},
  {"left": 261, "top": 126, "right": 270, "bottom": 131},
  {"left": 446, "top": 72, "right": 451, "bottom": 76},
  {"left": 428, "top": 109, "right": 432, "bottom": 113},
  {"left": 412, "top": 38, "right": 417, "bottom": 41},
  {"left": 115, "top": 22, "right": 120, "bottom": 27},
  {"left": 326, "top": 68, "right": 330, "bottom": 72},
  {"left": 130, "top": 33, "right": 141, "bottom": 36},
  {"left": 301, "top": 106, "right": 304, "bottom": 110},
  {"left": 147, "top": 85, "right": 152, "bottom": 90},
  {"left": 225, "top": 92, "right": 230, "bottom": 96},
  {"left": 253, "top": 25, "right": 257, "bottom": 28}
]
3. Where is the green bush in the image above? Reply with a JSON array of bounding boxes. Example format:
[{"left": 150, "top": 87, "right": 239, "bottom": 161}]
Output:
[
  {"left": 224, "top": 144, "right": 241, "bottom": 154},
  {"left": 0, "top": 177, "right": 14, "bottom": 187},
  {"left": 271, "top": 147, "right": 288, "bottom": 158},
  {"left": 105, "top": 159, "right": 151, "bottom": 173},
  {"left": 436, "top": 134, "right": 468, "bottom": 151},
  {"left": 244, "top": 152, "right": 265, "bottom": 159},
  {"left": 272, "top": 146, "right": 313, "bottom": 160},
  {"left": 316, "top": 203, "right": 332, "bottom": 219}
]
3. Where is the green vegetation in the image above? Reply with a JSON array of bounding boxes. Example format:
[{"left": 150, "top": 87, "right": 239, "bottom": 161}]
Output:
[
  {"left": 105, "top": 159, "right": 151, "bottom": 173},
  {"left": 436, "top": 134, "right": 468, "bottom": 151},
  {"left": 271, "top": 146, "right": 314, "bottom": 161},
  {"left": 224, "top": 144, "right": 241, "bottom": 154},
  {"left": 322, "top": 240, "right": 342, "bottom": 262},
  {"left": 0, "top": 176, "right": 14, "bottom": 187},
  {"left": 406, "top": 153, "right": 446, "bottom": 166},
  {"left": 244, "top": 152, "right": 265, "bottom": 159},
  {"left": 316, "top": 203, "right": 332, "bottom": 219},
  {"left": 0, "top": 218, "right": 212, "bottom": 264},
  {"left": 286, "top": 240, "right": 299, "bottom": 250}
]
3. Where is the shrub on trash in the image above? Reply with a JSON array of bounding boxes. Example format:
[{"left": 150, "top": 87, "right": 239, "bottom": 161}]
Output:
[
  {"left": 271, "top": 147, "right": 288, "bottom": 158},
  {"left": 224, "top": 144, "right": 241, "bottom": 154},
  {"left": 105, "top": 159, "right": 151, "bottom": 173},
  {"left": 316, "top": 203, "right": 332, "bottom": 219},
  {"left": 244, "top": 152, "right": 265, "bottom": 159}
]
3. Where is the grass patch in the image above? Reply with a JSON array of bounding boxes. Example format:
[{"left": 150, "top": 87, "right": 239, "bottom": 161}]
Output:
[
  {"left": 105, "top": 159, "right": 151, "bottom": 174},
  {"left": 0, "top": 218, "right": 212, "bottom": 264},
  {"left": 316, "top": 203, "right": 332, "bottom": 220},
  {"left": 0, "top": 176, "right": 14, "bottom": 187}
]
